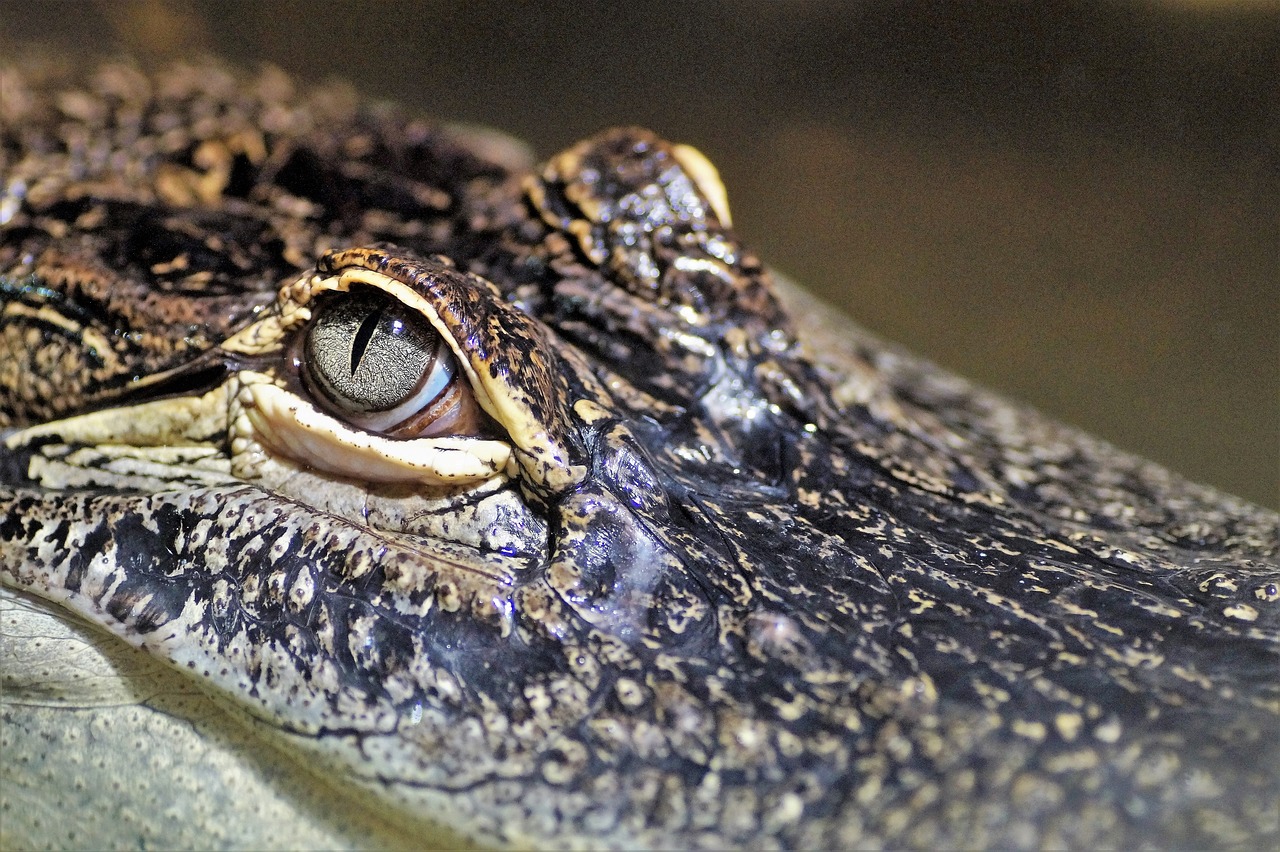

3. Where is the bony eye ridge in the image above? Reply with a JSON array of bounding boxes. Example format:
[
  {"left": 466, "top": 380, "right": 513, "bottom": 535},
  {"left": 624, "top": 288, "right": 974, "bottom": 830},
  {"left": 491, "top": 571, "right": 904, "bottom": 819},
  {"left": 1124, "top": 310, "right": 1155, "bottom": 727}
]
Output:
[{"left": 302, "top": 287, "right": 482, "bottom": 438}]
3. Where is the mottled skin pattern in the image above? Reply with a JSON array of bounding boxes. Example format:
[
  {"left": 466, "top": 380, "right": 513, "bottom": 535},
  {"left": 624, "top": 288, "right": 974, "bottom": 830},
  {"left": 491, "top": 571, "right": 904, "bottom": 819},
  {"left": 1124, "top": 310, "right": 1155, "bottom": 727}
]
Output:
[{"left": 2, "top": 61, "right": 1279, "bottom": 849}]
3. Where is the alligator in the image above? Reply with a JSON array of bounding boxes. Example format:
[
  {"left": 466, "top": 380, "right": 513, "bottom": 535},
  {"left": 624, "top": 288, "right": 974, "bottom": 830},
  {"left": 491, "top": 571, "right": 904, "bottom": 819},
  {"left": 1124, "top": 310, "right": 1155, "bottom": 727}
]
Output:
[{"left": 1, "top": 60, "right": 1277, "bottom": 849}]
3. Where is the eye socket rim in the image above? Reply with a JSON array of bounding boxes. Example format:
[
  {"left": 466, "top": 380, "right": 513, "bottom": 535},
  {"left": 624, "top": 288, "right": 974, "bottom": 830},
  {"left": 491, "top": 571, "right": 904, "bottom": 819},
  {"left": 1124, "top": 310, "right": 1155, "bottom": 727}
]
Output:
[{"left": 253, "top": 250, "right": 589, "bottom": 494}]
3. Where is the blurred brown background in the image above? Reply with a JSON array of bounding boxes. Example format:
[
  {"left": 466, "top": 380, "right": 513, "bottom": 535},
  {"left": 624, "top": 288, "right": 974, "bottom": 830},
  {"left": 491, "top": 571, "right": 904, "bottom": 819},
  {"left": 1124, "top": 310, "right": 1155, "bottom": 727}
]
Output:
[{"left": 3, "top": 1, "right": 1276, "bottom": 508}]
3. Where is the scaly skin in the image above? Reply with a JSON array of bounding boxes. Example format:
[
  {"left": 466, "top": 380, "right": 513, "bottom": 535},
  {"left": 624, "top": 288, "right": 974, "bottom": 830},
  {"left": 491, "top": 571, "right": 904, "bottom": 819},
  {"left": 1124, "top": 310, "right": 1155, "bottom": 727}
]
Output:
[{"left": 2, "top": 60, "right": 1278, "bottom": 850}]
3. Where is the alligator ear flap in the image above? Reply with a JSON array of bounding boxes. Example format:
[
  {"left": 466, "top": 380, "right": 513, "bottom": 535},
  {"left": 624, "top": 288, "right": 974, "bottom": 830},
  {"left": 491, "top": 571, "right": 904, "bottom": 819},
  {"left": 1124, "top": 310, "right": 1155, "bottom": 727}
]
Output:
[{"left": 527, "top": 127, "right": 792, "bottom": 335}]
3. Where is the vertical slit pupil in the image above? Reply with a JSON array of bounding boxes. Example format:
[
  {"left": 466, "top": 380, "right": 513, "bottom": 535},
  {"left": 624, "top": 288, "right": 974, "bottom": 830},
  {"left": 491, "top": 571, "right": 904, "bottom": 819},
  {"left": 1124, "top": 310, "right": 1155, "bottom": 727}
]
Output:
[{"left": 350, "top": 306, "right": 384, "bottom": 374}]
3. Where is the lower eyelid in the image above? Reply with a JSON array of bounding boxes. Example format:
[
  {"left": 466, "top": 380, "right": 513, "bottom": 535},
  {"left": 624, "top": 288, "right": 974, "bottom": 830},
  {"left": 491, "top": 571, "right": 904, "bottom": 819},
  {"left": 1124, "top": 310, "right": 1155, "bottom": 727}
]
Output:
[{"left": 383, "top": 380, "right": 484, "bottom": 438}]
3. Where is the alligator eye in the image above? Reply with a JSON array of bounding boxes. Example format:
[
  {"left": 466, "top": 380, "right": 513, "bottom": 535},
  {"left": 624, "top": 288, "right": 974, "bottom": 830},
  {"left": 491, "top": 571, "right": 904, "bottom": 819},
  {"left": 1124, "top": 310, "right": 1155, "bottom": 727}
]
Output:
[{"left": 302, "top": 287, "right": 481, "bottom": 437}]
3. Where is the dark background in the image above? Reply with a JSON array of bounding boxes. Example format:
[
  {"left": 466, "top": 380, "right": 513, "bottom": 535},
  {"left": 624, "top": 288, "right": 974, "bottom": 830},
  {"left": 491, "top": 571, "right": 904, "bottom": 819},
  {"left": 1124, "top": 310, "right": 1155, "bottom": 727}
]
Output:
[{"left": 3, "top": 0, "right": 1276, "bottom": 508}]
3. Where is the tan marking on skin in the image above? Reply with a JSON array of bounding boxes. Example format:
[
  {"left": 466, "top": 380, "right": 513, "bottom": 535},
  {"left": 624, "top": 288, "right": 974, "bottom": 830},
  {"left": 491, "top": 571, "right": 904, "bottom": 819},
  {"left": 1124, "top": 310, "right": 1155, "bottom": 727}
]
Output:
[
  {"left": 5, "top": 386, "right": 231, "bottom": 450},
  {"left": 906, "top": 589, "right": 935, "bottom": 614},
  {"left": 671, "top": 143, "right": 732, "bottom": 227},
  {"left": 796, "top": 487, "right": 823, "bottom": 508},
  {"left": 1211, "top": 575, "right": 1239, "bottom": 592},
  {"left": 1011, "top": 719, "right": 1048, "bottom": 741},
  {"left": 1222, "top": 604, "right": 1258, "bottom": 621},
  {"left": 1054, "top": 713, "right": 1084, "bottom": 741},
  {"left": 571, "top": 399, "right": 611, "bottom": 425},
  {"left": 3, "top": 302, "right": 122, "bottom": 372},
  {"left": 1093, "top": 718, "right": 1123, "bottom": 743},
  {"left": 1170, "top": 665, "right": 1214, "bottom": 690},
  {"left": 1046, "top": 749, "right": 1101, "bottom": 773}
]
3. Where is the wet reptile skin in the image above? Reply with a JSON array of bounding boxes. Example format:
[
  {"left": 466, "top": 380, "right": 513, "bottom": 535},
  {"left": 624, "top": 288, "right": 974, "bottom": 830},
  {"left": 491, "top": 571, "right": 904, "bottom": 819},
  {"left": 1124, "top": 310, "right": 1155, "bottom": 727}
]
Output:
[{"left": 1, "top": 61, "right": 1278, "bottom": 849}]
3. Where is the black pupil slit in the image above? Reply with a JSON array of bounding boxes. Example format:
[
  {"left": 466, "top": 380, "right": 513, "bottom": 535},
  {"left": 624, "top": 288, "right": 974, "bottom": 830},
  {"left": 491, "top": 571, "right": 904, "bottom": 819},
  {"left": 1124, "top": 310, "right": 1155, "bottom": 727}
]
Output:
[{"left": 350, "top": 305, "right": 383, "bottom": 374}]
